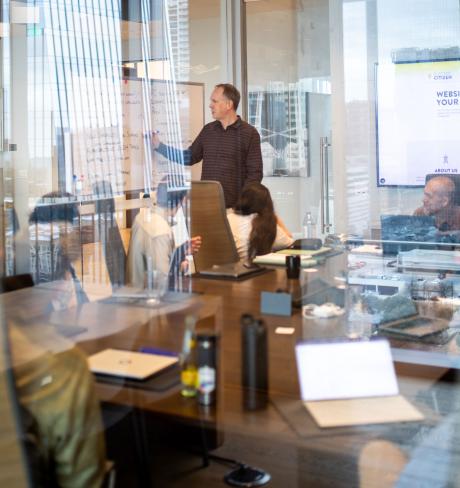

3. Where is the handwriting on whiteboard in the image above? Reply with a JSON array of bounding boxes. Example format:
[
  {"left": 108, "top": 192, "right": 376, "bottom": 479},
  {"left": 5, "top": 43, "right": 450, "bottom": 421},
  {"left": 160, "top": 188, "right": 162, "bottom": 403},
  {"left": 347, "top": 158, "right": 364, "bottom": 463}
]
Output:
[{"left": 71, "top": 79, "right": 204, "bottom": 195}]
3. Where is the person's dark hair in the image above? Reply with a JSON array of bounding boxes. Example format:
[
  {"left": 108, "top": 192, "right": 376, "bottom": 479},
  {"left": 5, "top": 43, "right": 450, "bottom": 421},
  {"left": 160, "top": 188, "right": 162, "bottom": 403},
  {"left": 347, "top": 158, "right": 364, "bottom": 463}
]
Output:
[
  {"left": 156, "top": 179, "right": 188, "bottom": 209},
  {"left": 29, "top": 191, "right": 79, "bottom": 224},
  {"left": 234, "top": 182, "right": 277, "bottom": 259},
  {"left": 215, "top": 83, "right": 240, "bottom": 111}
]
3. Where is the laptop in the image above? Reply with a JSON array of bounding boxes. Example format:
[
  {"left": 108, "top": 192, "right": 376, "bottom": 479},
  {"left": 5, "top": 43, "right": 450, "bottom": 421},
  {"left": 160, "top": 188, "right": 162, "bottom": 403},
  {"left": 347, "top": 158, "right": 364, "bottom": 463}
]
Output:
[
  {"left": 295, "top": 339, "right": 424, "bottom": 427},
  {"left": 380, "top": 215, "right": 437, "bottom": 256},
  {"left": 360, "top": 292, "right": 450, "bottom": 341},
  {"left": 198, "top": 261, "right": 268, "bottom": 280},
  {"left": 88, "top": 348, "right": 178, "bottom": 380}
]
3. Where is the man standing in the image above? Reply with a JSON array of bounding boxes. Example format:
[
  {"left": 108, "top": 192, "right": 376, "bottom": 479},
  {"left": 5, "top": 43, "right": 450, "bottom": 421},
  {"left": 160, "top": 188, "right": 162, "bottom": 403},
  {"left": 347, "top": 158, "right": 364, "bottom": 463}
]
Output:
[
  {"left": 152, "top": 83, "right": 263, "bottom": 208},
  {"left": 414, "top": 175, "right": 460, "bottom": 231}
]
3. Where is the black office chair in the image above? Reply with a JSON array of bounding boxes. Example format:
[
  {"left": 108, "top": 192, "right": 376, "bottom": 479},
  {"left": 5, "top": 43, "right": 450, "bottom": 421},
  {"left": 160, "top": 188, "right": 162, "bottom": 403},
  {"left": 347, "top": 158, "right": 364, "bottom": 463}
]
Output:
[
  {"left": 92, "top": 181, "right": 127, "bottom": 287},
  {"left": 190, "top": 181, "right": 239, "bottom": 272},
  {"left": 0, "top": 274, "right": 34, "bottom": 294}
]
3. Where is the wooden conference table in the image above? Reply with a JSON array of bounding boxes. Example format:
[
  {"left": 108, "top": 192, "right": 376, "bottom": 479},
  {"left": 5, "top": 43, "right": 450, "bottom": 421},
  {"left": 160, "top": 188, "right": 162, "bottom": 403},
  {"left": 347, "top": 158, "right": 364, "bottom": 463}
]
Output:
[{"left": 6, "top": 252, "right": 460, "bottom": 487}]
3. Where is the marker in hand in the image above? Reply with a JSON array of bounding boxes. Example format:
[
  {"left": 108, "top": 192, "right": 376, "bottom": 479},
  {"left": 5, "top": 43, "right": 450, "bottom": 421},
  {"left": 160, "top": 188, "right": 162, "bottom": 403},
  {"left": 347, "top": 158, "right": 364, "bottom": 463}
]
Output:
[{"left": 149, "top": 130, "right": 161, "bottom": 149}]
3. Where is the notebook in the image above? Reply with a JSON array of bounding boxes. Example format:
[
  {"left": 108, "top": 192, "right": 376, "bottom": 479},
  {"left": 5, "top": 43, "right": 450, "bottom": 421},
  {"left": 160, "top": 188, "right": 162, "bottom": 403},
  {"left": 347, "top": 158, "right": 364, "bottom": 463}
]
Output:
[
  {"left": 295, "top": 339, "right": 424, "bottom": 427},
  {"left": 88, "top": 348, "right": 178, "bottom": 380}
]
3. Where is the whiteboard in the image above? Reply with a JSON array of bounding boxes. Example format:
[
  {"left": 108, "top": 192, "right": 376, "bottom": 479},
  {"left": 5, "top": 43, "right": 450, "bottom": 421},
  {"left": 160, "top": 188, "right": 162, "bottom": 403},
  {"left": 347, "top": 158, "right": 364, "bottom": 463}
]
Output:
[{"left": 71, "top": 79, "right": 204, "bottom": 195}]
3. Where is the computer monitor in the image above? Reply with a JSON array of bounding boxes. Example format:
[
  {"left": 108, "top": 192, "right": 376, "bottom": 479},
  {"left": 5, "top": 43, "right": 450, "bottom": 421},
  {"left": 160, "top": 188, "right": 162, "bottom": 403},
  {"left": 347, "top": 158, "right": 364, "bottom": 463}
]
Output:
[{"left": 380, "top": 215, "right": 437, "bottom": 256}]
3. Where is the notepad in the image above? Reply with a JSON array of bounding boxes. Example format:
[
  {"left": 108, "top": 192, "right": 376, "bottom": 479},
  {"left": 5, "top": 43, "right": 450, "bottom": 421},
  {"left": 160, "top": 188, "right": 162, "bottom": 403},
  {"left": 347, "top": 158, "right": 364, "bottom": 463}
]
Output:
[
  {"left": 253, "top": 253, "right": 317, "bottom": 267},
  {"left": 296, "top": 339, "right": 424, "bottom": 428},
  {"left": 88, "top": 348, "right": 178, "bottom": 380}
]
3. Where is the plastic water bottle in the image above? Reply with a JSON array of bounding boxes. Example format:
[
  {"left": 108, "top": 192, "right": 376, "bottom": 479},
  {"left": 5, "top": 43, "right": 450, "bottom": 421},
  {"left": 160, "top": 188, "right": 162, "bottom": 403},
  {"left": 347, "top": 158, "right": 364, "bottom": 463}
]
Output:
[
  {"left": 196, "top": 332, "right": 218, "bottom": 406},
  {"left": 303, "top": 211, "right": 315, "bottom": 238}
]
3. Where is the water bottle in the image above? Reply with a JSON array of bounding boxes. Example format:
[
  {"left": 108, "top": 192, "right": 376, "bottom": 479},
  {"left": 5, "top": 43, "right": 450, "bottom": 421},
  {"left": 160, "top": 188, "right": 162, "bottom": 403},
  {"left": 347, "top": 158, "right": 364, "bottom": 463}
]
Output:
[
  {"left": 196, "top": 332, "right": 218, "bottom": 406},
  {"left": 241, "top": 314, "right": 268, "bottom": 410},
  {"left": 303, "top": 211, "right": 315, "bottom": 238}
]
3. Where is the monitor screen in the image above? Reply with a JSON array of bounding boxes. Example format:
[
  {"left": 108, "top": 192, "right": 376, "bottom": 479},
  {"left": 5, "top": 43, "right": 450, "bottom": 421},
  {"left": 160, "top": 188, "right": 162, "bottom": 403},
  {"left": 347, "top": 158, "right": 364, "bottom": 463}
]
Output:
[{"left": 380, "top": 215, "right": 437, "bottom": 255}]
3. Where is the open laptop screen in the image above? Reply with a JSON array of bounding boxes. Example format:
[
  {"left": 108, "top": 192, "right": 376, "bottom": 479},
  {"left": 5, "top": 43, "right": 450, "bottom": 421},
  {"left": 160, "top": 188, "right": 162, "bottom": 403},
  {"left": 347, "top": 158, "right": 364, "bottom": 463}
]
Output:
[
  {"left": 295, "top": 339, "right": 399, "bottom": 401},
  {"left": 380, "top": 215, "right": 437, "bottom": 256}
]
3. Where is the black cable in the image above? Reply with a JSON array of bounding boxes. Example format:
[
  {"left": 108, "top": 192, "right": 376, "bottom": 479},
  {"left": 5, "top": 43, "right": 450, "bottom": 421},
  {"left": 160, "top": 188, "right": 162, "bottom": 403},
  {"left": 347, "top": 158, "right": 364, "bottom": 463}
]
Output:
[{"left": 207, "top": 453, "right": 244, "bottom": 469}]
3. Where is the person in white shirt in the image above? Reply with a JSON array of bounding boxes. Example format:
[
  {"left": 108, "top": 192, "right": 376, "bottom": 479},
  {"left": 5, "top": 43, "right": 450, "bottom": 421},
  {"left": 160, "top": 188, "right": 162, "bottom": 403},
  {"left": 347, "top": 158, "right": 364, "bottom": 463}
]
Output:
[
  {"left": 227, "top": 182, "right": 293, "bottom": 262},
  {"left": 126, "top": 180, "right": 201, "bottom": 289}
]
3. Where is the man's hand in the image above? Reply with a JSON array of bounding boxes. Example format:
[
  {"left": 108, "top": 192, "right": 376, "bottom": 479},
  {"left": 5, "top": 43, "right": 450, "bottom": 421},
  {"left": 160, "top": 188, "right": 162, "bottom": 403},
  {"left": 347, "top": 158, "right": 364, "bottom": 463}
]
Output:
[
  {"left": 179, "top": 237, "right": 202, "bottom": 273},
  {"left": 150, "top": 131, "right": 161, "bottom": 149},
  {"left": 413, "top": 206, "right": 428, "bottom": 216},
  {"left": 189, "top": 236, "right": 202, "bottom": 254}
]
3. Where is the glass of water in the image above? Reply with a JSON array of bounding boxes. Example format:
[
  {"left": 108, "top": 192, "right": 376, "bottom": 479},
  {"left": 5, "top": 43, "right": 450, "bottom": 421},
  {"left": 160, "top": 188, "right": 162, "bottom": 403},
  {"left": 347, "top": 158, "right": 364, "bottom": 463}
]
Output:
[
  {"left": 345, "top": 284, "right": 373, "bottom": 339},
  {"left": 145, "top": 258, "right": 168, "bottom": 305}
]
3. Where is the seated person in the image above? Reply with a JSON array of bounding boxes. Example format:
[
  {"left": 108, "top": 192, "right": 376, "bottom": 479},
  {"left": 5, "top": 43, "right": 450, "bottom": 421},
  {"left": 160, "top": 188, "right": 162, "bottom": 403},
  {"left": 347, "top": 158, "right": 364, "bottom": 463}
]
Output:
[
  {"left": 28, "top": 192, "right": 88, "bottom": 309},
  {"left": 359, "top": 410, "right": 460, "bottom": 487},
  {"left": 414, "top": 175, "right": 460, "bottom": 231},
  {"left": 10, "top": 324, "right": 106, "bottom": 487},
  {"left": 126, "top": 179, "right": 201, "bottom": 289},
  {"left": 227, "top": 182, "right": 293, "bottom": 262},
  {"left": 4, "top": 196, "right": 106, "bottom": 486}
]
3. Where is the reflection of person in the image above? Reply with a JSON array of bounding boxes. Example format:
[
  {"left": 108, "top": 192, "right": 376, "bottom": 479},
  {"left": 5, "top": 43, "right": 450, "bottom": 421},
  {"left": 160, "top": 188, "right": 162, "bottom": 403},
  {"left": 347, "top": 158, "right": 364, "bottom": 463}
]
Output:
[
  {"left": 126, "top": 181, "right": 201, "bottom": 288},
  {"left": 4, "top": 196, "right": 106, "bottom": 486},
  {"left": 227, "top": 182, "right": 293, "bottom": 262},
  {"left": 11, "top": 325, "right": 106, "bottom": 487},
  {"left": 359, "top": 406, "right": 460, "bottom": 487},
  {"left": 414, "top": 176, "right": 460, "bottom": 231},
  {"left": 151, "top": 83, "right": 263, "bottom": 208},
  {"left": 28, "top": 192, "right": 88, "bottom": 309}
]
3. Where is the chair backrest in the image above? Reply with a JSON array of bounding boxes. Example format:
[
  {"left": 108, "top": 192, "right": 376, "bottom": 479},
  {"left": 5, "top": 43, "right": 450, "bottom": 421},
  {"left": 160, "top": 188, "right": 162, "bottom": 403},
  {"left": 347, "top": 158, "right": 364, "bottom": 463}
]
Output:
[
  {"left": 0, "top": 274, "right": 34, "bottom": 294},
  {"left": 190, "top": 181, "right": 239, "bottom": 271},
  {"left": 92, "top": 181, "right": 127, "bottom": 287},
  {"left": 425, "top": 174, "right": 460, "bottom": 206}
]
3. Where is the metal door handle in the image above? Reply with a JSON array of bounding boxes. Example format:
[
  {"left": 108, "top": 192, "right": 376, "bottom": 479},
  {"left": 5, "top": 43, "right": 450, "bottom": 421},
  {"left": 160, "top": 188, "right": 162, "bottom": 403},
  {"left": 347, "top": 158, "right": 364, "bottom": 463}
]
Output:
[{"left": 320, "top": 136, "right": 331, "bottom": 234}]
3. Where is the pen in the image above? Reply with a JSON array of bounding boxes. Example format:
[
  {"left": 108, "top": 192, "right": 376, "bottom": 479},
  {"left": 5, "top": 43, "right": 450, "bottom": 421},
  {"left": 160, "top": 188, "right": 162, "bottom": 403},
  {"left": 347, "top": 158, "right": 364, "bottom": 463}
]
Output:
[{"left": 139, "top": 346, "right": 178, "bottom": 358}]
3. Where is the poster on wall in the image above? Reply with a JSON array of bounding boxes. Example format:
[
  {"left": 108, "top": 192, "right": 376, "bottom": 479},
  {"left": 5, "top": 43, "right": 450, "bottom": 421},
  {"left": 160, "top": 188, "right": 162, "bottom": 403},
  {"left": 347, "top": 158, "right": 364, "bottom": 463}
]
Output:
[{"left": 377, "top": 59, "right": 460, "bottom": 186}]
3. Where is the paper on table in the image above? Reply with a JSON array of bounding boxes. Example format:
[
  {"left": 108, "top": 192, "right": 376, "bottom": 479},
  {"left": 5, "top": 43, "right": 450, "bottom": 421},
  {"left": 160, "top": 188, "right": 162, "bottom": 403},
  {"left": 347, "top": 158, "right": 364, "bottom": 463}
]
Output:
[
  {"left": 350, "top": 245, "right": 383, "bottom": 255},
  {"left": 275, "top": 327, "right": 295, "bottom": 335},
  {"left": 277, "top": 247, "right": 331, "bottom": 256},
  {"left": 304, "top": 395, "right": 424, "bottom": 428},
  {"left": 254, "top": 253, "right": 316, "bottom": 267}
]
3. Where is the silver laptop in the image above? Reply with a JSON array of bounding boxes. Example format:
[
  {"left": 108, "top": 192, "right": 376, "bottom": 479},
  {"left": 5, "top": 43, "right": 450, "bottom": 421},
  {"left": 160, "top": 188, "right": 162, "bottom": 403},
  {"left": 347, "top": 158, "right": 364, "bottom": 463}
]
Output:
[
  {"left": 295, "top": 339, "right": 423, "bottom": 427},
  {"left": 88, "top": 348, "right": 178, "bottom": 380}
]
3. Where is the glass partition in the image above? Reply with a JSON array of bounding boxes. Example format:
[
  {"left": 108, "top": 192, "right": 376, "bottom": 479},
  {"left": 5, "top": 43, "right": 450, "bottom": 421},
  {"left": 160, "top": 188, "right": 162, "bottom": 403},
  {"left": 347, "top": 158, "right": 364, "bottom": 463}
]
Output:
[
  {"left": 246, "top": 1, "right": 460, "bottom": 485},
  {"left": 246, "top": 0, "right": 460, "bottom": 364},
  {"left": 2, "top": 0, "right": 460, "bottom": 486},
  {"left": 0, "top": 0, "right": 226, "bottom": 485}
]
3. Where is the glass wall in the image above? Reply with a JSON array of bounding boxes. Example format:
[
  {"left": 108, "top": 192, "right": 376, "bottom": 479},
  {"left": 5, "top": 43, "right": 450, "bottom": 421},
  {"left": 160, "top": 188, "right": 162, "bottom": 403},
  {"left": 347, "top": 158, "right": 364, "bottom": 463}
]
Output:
[
  {"left": 0, "top": 1, "right": 226, "bottom": 485},
  {"left": 2, "top": 0, "right": 460, "bottom": 486},
  {"left": 246, "top": 0, "right": 333, "bottom": 236},
  {"left": 246, "top": 1, "right": 460, "bottom": 485}
]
